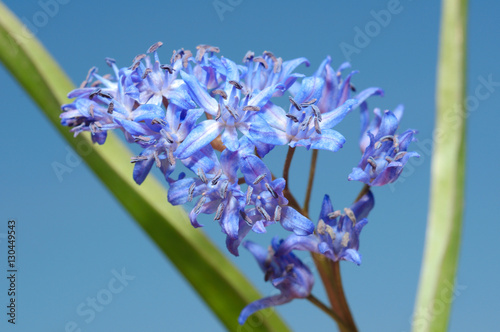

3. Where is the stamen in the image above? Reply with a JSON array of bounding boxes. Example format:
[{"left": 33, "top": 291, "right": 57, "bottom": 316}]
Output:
[
  {"left": 257, "top": 206, "right": 271, "bottom": 221},
  {"left": 394, "top": 151, "right": 407, "bottom": 160},
  {"left": 142, "top": 68, "right": 152, "bottom": 79},
  {"left": 379, "top": 135, "right": 394, "bottom": 143},
  {"left": 274, "top": 57, "right": 282, "bottom": 73},
  {"left": 274, "top": 205, "right": 282, "bottom": 221},
  {"left": 350, "top": 83, "right": 356, "bottom": 92},
  {"left": 246, "top": 186, "right": 253, "bottom": 205},
  {"left": 182, "top": 50, "right": 192, "bottom": 68},
  {"left": 240, "top": 210, "right": 253, "bottom": 226},
  {"left": 153, "top": 150, "right": 161, "bottom": 168},
  {"left": 107, "top": 102, "right": 114, "bottom": 114},
  {"left": 301, "top": 98, "right": 317, "bottom": 107},
  {"left": 211, "top": 89, "right": 228, "bottom": 99},
  {"left": 90, "top": 80, "right": 102, "bottom": 88},
  {"left": 194, "top": 196, "right": 206, "bottom": 214},
  {"left": 385, "top": 156, "right": 394, "bottom": 163},
  {"left": 132, "top": 54, "right": 146, "bottom": 64},
  {"left": 152, "top": 118, "right": 167, "bottom": 126},
  {"left": 300, "top": 116, "right": 312, "bottom": 131},
  {"left": 134, "top": 135, "right": 151, "bottom": 143},
  {"left": 197, "top": 167, "right": 208, "bottom": 184},
  {"left": 225, "top": 105, "right": 239, "bottom": 119},
  {"left": 166, "top": 148, "right": 175, "bottom": 166},
  {"left": 341, "top": 233, "right": 350, "bottom": 247},
  {"left": 285, "top": 264, "right": 294, "bottom": 274},
  {"left": 89, "top": 104, "right": 95, "bottom": 118},
  {"left": 286, "top": 114, "right": 299, "bottom": 123},
  {"left": 328, "top": 210, "right": 341, "bottom": 219},
  {"left": 253, "top": 173, "right": 267, "bottom": 185},
  {"left": 265, "top": 183, "right": 278, "bottom": 199},
  {"left": 242, "top": 106, "right": 260, "bottom": 112},
  {"left": 215, "top": 104, "right": 222, "bottom": 121},
  {"left": 188, "top": 182, "right": 196, "bottom": 202},
  {"left": 131, "top": 61, "right": 141, "bottom": 71},
  {"left": 263, "top": 50, "right": 277, "bottom": 62},
  {"left": 253, "top": 57, "right": 269, "bottom": 69},
  {"left": 89, "top": 123, "right": 97, "bottom": 134},
  {"left": 94, "top": 121, "right": 102, "bottom": 128},
  {"left": 367, "top": 157, "right": 377, "bottom": 169},
  {"left": 344, "top": 208, "right": 356, "bottom": 225},
  {"left": 147, "top": 41, "right": 163, "bottom": 54},
  {"left": 130, "top": 156, "right": 148, "bottom": 163},
  {"left": 105, "top": 57, "right": 115, "bottom": 67},
  {"left": 80, "top": 66, "right": 97, "bottom": 88},
  {"left": 243, "top": 51, "right": 254, "bottom": 63},
  {"left": 98, "top": 91, "right": 112, "bottom": 99},
  {"left": 311, "top": 105, "right": 322, "bottom": 122},
  {"left": 317, "top": 219, "right": 326, "bottom": 235},
  {"left": 89, "top": 88, "right": 101, "bottom": 100},
  {"left": 211, "top": 169, "right": 223, "bottom": 185},
  {"left": 228, "top": 80, "right": 243, "bottom": 90},
  {"left": 289, "top": 96, "right": 302, "bottom": 110},
  {"left": 160, "top": 64, "right": 174, "bottom": 74},
  {"left": 314, "top": 118, "right": 322, "bottom": 134},
  {"left": 214, "top": 203, "right": 225, "bottom": 221},
  {"left": 219, "top": 180, "right": 229, "bottom": 199},
  {"left": 325, "top": 226, "right": 336, "bottom": 241}
]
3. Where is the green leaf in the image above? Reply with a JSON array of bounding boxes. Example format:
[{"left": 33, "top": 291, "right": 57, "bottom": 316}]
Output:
[
  {"left": 0, "top": 2, "right": 289, "bottom": 331},
  {"left": 413, "top": 0, "right": 468, "bottom": 331}
]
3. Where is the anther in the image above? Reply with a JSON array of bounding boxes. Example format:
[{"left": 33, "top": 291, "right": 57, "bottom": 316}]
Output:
[
  {"left": 289, "top": 96, "right": 302, "bottom": 111},
  {"left": 89, "top": 104, "right": 95, "bottom": 118},
  {"left": 350, "top": 83, "right": 356, "bottom": 92},
  {"left": 301, "top": 98, "right": 317, "bottom": 107},
  {"left": 130, "top": 156, "right": 148, "bottom": 163},
  {"left": 225, "top": 105, "right": 239, "bottom": 119},
  {"left": 219, "top": 180, "right": 229, "bottom": 199},
  {"left": 242, "top": 106, "right": 260, "bottom": 112},
  {"left": 286, "top": 114, "right": 299, "bottom": 123},
  {"left": 215, "top": 104, "right": 222, "bottom": 121},
  {"left": 107, "top": 102, "right": 114, "bottom": 114},
  {"left": 394, "top": 151, "right": 407, "bottom": 160},
  {"left": 385, "top": 156, "right": 394, "bottom": 163},
  {"left": 182, "top": 50, "right": 192, "bottom": 68},
  {"left": 300, "top": 116, "right": 312, "bottom": 131},
  {"left": 274, "top": 57, "right": 282, "bottom": 73},
  {"left": 246, "top": 186, "right": 253, "bottom": 205},
  {"left": 131, "top": 61, "right": 141, "bottom": 71},
  {"left": 317, "top": 219, "right": 326, "bottom": 235},
  {"left": 105, "top": 57, "right": 116, "bottom": 67},
  {"left": 89, "top": 88, "right": 101, "bottom": 100},
  {"left": 211, "top": 89, "right": 228, "bottom": 99},
  {"left": 134, "top": 136, "right": 151, "bottom": 143},
  {"left": 265, "top": 183, "right": 278, "bottom": 199},
  {"left": 243, "top": 51, "right": 255, "bottom": 63},
  {"left": 253, "top": 57, "right": 269, "bottom": 69},
  {"left": 132, "top": 54, "right": 146, "bottom": 64},
  {"left": 240, "top": 210, "right": 253, "bottom": 226},
  {"left": 314, "top": 118, "right": 322, "bottom": 134},
  {"left": 341, "top": 233, "right": 350, "bottom": 247},
  {"left": 142, "top": 68, "right": 152, "bottom": 79},
  {"left": 188, "top": 182, "right": 196, "bottom": 202},
  {"left": 194, "top": 196, "right": 206, "bottom": 214},
  {"left": 152, "top": 118, "right": 167, "bottom": 126},
  {"left": 197, "top": 168, "right": 208, "bottom": 184},
  {"left": 94, "top": 121, "right": 102, "bottom": 128},
  {"left": 328, "top": 210, "right": 341, "bottom": 219},
  {"left": 147, "top": 41, "right": 163, "bottom": 54},
  {"left": 253, "top": 173, "right": 267, "bottom": 185},
  {"left": 311, "top": 105, "right": 322, "bottom": 122},
  {"left": 228, "top": 80, "right": 243, "bottom": 90},
  {"left": 367, "top": 157, "right": 377, "bottom": 169},
  {"left": 214, "top": 203, "right": 225, "bottom": 221},
  {"left": 154, "top": 150, "right": 161, "bottom": 168},
  {"left": 344, "top": 208, "right": 356, "bottom": 225},
  {"left": 257, "top": 206, "right": 271, "bottom": 221},
  {"left": 263, "top": 51, "right": 277, "bottom": 62},
  {"left": 160, "top": 64, "right": 174, "bottom": 74},
  {"left": 211, "top": 169, "right": 223, "bottom": 185},
  {"left": 167, "top": 149, "right": 175, "bottom": 166},
  {"left": 274, "top": 205, "right": 282, "bottom": 221},
  {"left": 98, "top": 91, "right": 112, "bottom": 99}
]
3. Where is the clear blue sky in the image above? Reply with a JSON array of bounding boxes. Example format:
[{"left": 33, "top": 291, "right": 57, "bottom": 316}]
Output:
[{"left": 0, "top": 0, "right": 499, "bottom": 331}]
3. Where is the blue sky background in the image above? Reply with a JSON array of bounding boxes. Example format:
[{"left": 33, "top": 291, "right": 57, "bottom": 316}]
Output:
[{"left": 0, "top": 0, "right": 499, "bottom": 331}]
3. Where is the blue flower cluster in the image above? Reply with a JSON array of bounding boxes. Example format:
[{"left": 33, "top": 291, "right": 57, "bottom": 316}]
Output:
[{"left": 61, "top": 42, "right": 418, "bottom": 324}]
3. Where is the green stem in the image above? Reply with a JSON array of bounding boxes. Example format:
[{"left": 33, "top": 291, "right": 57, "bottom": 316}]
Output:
[{"left": 303, "top": 149, "right": 318, "bottom": 215}]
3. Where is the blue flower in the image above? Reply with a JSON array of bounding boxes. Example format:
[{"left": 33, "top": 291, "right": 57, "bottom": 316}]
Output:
[
  {"left": 252, "top": 77, "right": 358, "bottom": 153},
  {"left": 175, "top": 57, "right": 284, "bottom": 158},
  {"left": 349, "top": 107, "right": 419, "bottom": 186},
  {"left": 276, "top": 191, "right": 374, "bottom": 265},
  {"left": 239, "top": 51, "right": 309, "bottom": 96},
  {"left": 238, "top": 237, "right": 314, "bottom": 325},
  {"left": 226, "top": 153, "right": 314, "bottom": 256}
]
